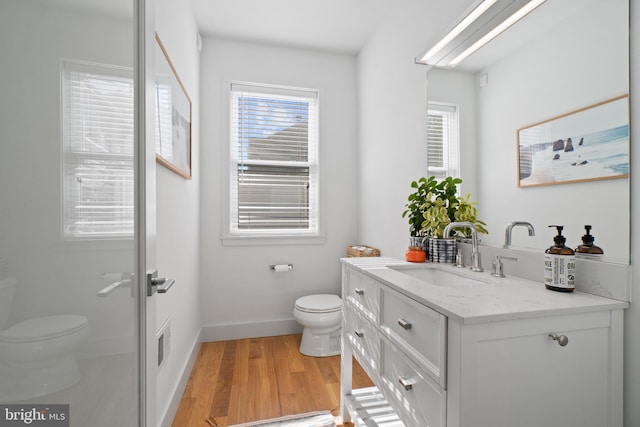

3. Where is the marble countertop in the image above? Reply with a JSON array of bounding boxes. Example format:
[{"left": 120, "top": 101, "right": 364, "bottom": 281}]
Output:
[{"left": 342, "top": 257, "right": 628, "bottom": 324}]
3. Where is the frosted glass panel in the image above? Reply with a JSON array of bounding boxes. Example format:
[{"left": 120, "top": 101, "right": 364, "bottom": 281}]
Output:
[{"left": 0, "top": 1, "right": 139, "bottom": 425}]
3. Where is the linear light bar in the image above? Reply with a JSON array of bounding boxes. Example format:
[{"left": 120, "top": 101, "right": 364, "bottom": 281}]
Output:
[
  {"left": 416, "top": 0, "right": 547, "bottom": 68},
  {"left": 419, "top": 0, "right": 499, "bottom": 65},
  {"left": 448, "top": 0, "right": 547, "bottom": 67}
]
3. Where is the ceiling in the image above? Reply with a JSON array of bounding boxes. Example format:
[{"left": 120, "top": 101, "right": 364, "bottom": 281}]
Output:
[{"left": 188, "top": 0, "right": 403, "bottom": 54}]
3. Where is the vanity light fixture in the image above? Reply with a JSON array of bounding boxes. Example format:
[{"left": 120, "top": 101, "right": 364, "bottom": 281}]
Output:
[{"left": 416, "top": 0, "right": 547, "bottom": 69}]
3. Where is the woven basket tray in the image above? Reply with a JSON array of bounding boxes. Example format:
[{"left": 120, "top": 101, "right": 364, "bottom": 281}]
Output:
[{"left": 347, "top": 245, "right": 380, "bottom": 257}]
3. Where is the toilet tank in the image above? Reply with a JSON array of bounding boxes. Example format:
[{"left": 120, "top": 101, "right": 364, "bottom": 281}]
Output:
[{"left": 0, "top": 278, "right": 16, "bottom": 329}]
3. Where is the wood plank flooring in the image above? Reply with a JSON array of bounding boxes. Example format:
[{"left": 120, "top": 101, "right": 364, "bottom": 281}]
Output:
[{"left": 171, "top": 334, "right": 373, "bottom": 427}]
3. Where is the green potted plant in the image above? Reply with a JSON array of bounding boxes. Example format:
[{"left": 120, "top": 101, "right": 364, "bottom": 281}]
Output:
[
  {"left": 402, "top": 176, "right": 432, "bottom": 243},
  {"left": 403, "top": 176, "right": 488, "bottom": 262}
]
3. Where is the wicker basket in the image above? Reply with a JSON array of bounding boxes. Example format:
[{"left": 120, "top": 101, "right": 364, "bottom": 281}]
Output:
[{"left": 347, "top": 245, "right": 380, "bottom": 257}]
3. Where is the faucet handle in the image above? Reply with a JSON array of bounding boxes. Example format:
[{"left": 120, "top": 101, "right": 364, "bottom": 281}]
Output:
[
  {"left": 490, "top": 255, "right": 517, "bottom": 278},
  {"left": 454, "top": 249, "right": 465, "bottom": 268},
  {"left": 491, "top": 256, "right": 505, "bottom": 277}
]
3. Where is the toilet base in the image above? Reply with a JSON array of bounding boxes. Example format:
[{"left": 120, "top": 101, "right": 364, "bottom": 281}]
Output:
[
  {"left": 0, "top": 354, "right": 81, "bottom": 402},
  {"left": 299, "top": 326, "right": 341, "bottom": 357}
]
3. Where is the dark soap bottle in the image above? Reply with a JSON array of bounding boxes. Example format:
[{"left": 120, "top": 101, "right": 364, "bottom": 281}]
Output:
[
  {"left": 544, "top": 225, "right": 576, "bottom": 292},
  {"left": 575, "top": 225, "right": 604, "bottom": 255}
]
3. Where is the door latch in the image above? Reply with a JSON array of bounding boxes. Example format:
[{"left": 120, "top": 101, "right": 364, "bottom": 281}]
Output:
[{"left": 146, "top": 269, "right": 175, "bottom": 296}]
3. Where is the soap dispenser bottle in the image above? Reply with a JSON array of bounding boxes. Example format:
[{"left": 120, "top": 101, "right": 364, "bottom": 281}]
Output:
[
  {"left": 544, "top": 225, "right": 576, "bottom": 292},
  {"left": 575, "top": 225, "right": 604, "bottom": 254}
]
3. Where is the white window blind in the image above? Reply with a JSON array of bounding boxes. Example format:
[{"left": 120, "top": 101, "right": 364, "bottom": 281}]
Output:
[
  {"left": 62, "top": 61, "right": 134, "bottom": 239},
  {"left": 428, "top": 103, "right": 459, "bottom": 180},
  {"left": 230, "top": 82, "right": 319, "bottom": 234}
]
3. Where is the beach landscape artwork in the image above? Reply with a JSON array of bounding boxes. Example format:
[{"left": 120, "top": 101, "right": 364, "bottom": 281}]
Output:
[{"left": 517, "top": 95, "right": 629, "bottom": 188}]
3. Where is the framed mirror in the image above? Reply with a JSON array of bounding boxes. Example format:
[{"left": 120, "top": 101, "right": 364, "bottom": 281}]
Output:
[{"left": 427, "top": 0, "right": 629, "bottom": 263}]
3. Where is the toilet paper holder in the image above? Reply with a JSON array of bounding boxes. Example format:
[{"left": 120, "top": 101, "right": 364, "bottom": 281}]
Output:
[{"left": 270, "top": 264, "right": 293, "bottom": 272}]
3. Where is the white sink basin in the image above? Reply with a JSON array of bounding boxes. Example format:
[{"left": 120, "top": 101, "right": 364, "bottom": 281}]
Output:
[{"left": 389, "top": 265, "right": 489, "bottom": 288}]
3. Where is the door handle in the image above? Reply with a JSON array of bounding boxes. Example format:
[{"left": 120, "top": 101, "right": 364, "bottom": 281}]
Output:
[{"left": 147, "top": 269, "right": 175, "bottom": 296}]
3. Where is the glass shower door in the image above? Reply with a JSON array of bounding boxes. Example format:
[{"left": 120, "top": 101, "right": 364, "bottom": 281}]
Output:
[{"left": 0, "top": 0, "right": 141, "bottom": 425}]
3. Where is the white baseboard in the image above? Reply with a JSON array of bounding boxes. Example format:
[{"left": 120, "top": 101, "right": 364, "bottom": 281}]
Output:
[
  {"left": 159, "top": 329, "right": 203, "bottom": 427},
  {"left": 201, "top": 318, "right": 302, "bottom": 342}
]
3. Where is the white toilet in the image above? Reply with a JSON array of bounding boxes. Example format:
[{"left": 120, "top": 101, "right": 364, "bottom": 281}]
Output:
[
  {"left": 0, "top": 278, "right": 90, "bottom": 401},
  {"left": 293, "top": 294, "right": 342, "bottom": 357}
]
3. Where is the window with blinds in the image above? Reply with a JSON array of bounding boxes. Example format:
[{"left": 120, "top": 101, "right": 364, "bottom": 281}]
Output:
[
  {"left": 427, "top": 103, "right": 459, "bottom": 180},
  {"left": 62, "top": 61, "right": 134, "bottom": 239},
  {"left": 230, "top": 82, "right": 319, "bottom": 234}
]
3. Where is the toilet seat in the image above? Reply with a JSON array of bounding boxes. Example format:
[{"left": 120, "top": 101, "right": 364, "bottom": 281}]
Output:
[
  {"left": 0, "top": 315, "right": 88, "bottom": 343},
  {"left": 295, "top": 294, "right": 342, "bottom": 314}
]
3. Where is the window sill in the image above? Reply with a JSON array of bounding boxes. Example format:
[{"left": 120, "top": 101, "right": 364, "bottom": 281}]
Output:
[{"left": 221, "top": 233, "right": 327, "bottom": 246}]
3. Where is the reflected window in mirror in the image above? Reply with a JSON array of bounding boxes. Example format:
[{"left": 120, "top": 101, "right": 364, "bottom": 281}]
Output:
[
  {"left": 62, "top": 60, "right": 134, "bottom": 240},
  {"left": 427, "top": 102, "right": 459, "bottom": 180}
]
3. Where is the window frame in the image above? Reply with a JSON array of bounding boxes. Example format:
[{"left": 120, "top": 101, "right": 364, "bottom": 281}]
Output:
[
  {"left": 427, "top": 102, "right": 460, "bottom": 180},
  {"left": 222, "top": 81, "right": 324, "bottom": 245}
]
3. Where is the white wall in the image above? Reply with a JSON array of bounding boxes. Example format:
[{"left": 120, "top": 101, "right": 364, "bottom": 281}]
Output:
[
  {"left": 357, "top": 0, "right": 480, "bottom": 258},
  {"left": 154, "top": 0, "right": 202, "bottom": 425},
  {"left": 199, "top": 38, "right": 358, "bottom": 339}
]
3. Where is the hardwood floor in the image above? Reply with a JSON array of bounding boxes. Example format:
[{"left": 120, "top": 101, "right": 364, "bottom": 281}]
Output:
[{"left": 171, "top": 334, "right": 373, "bottom": 427}]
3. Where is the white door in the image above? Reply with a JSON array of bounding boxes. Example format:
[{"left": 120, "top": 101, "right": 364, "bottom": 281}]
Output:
[{"left": 0, "top": 0, "right": 159, "bottom": 425}]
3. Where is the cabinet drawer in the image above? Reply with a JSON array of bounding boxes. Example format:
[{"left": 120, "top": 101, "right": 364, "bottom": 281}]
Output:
[
  {"left": 344, "top": 304, "right": 379, "bottom": 378},
  {"left": 380, "top": 336, "right": 446, "bottom": 427},
  {"left": 381, "top": 286, "right": 446, "bottom": 386},
  {"left": 344, "top": 269, "right": 379, "bottom": 322}
]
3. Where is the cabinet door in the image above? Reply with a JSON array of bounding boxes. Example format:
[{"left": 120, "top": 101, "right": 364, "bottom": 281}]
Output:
[
  {"left": 344, "top": 303, "right": 380, "bottom": 382},
  {"left": 456, "top": 311, "right": 619, "bottom": 427},
  {"left": 380, "top": 335, "right": 446, "bottom": 427},
  {"left": 380, "top": 286, "right": 447, "bottom": 387},
  {"left": 344, "top": 267, "right": 379, "bottom": 323}
]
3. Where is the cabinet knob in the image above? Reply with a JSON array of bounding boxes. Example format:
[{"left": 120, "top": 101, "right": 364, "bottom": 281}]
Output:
[
  {"left": 549, "top": 333, "right": 569, "bottom": 346},
  {"left": 354, "top": 330, "right": 364, "bottom": 338},
  {"left": 355, "top": 288, "right": 364, "bottom": 295},
  {"left": 398, "top": 318, "right": 412, "bottom": 330},
  {"left": 398, "top": 377, "right": 413, "bottom": 391}
]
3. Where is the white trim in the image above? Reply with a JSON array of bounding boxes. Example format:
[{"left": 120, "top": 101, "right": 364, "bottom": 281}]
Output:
[
  {"left": 201, "top": 319, "right": 302, "bottom": 342},
  {"left": 158, "top": 329, "right": 203, "bottom": 427},
  {"left": 221, "top": 233, "right": 327, "bottom": 246},
  {"left": 227, "top": 81, "right": 321, "bottom": 238}
]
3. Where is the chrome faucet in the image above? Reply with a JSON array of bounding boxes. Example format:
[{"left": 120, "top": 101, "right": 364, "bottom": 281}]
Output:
[
  {"left": 443, "top": 221, "right": 483, "bottom": 272},
  {"left": 504, "top": 221, "right": 535, "bottom": 247}
]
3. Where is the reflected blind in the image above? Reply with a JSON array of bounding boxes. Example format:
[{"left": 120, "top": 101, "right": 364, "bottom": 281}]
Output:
[
  {"left": 63, "top": 62, "right": 134, "bottom": 239},
  {"left": 428, "top": 103, "right": 459, "bottom": 180},
  {"left": 230, "top": 82, "right": 319, "bottom": 233}
]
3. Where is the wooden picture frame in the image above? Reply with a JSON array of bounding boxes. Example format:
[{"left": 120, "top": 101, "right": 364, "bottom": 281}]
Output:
[
  {"left": 517, "top": 95, "right": 629, "bottom": 188},
  {"left": 154, "top": 33, "right": 192, "bottom": 179}
]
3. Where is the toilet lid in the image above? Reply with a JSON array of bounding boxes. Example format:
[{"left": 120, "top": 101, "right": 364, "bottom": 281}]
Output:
[
  {"left": 0, "top": 315, "right": 88, "bottom": 343},
  {"left": 295, "top": 294, "right": 342, "bottom": 313}
]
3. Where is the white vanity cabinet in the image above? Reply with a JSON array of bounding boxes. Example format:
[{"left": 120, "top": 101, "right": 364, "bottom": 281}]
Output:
[{"left": 340, "top": 259, "right": 626, "bottom": 427}]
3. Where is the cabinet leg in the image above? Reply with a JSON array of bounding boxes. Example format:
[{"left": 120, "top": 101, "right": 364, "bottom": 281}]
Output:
[{"left": 340, "top": 334, "right": 353, "bottom": 424}]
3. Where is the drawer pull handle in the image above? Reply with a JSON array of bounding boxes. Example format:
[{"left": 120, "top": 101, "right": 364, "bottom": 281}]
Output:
[
  {"left": 398, "top": 377, "right": 413, "bottom": 391},
  {"left": 355, "top": 330, "right": 364, "bottom": 338},
  {"left": 549, "top": 334, "right": 569, "bottom": 346},
  {"left": 398, "top": 318, "right": 412, "bottom": 330},
  {"left": 355, "top": 288, "right": 365, "bottom": 295}
]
